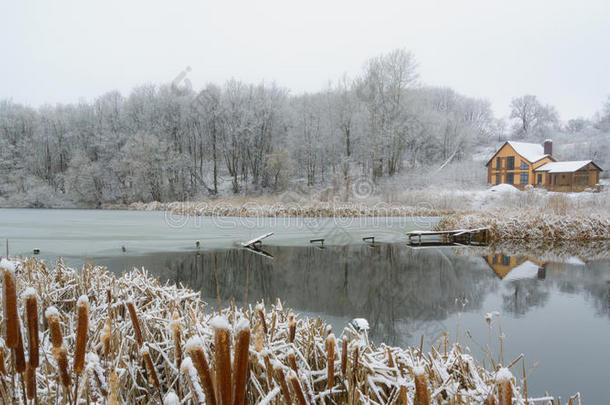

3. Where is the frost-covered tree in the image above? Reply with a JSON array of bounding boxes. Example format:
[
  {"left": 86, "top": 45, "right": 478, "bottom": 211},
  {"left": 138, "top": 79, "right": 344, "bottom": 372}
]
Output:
[{"left": 509, "top": 95, "right": 558, "bottom": 139}]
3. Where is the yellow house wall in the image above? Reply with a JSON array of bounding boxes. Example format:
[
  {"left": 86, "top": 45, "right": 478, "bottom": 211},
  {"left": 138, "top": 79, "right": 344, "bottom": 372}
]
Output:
[{"left": 487, "top": 143, "right": 553, "bottom": 186}]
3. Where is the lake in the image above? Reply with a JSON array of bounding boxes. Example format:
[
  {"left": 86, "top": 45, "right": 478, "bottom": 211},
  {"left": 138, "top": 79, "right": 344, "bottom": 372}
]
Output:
[{"left": 2, "top": 208, "right": 609, "bottom": 402}]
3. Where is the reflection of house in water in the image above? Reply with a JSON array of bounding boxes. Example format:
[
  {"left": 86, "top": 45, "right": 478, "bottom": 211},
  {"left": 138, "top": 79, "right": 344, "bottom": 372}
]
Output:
[{"left": 484, "top": 253, "right": 547, "bottom": 280}]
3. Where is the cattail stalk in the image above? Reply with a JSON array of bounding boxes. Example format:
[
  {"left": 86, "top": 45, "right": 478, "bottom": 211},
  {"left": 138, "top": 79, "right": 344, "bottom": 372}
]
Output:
[
  {"left": 25, "top": 364, "right": 36, "bottom": 399},
  {"left": 109, "top": 370, "right": 119, "bottom": 405},
  {"left": 287, "top": 351, "right": 298, "bottom": 375},
  {"left": 185, "top": 337, "right": 216, "bottom": 405},
  {"left": 288, "top": 315, "right": 296, "bottom": 343},
  {"left": 141, "top": 346, "right": 160, "bottom": 388},
  {"left": 211, "top": 317, "right": 232, "bottom": 405},
  {"left": 126, "top": 300, "right": 143, "bottom": 347},
  {"left": 495, "top": 368, "right": 513, "bottom": 405},
  {"left": 0, "top": 348, "right": 6, "bottom": 375},
  {"left": 232, "top": 320, "right": 250, "bottom": 405},
  {"left": 289, "top": 372, "right": 308, "bottom": 405},
  {"left": 413, "top": 366, "right": 430, "bottom": 405},
  {"left": 24, "top": 289, "right": 39, "bottom": 368},
  {"left": 74, "top": 296, "right": 89, "bottom": 374},
  {"left": 351, "top": 346, "right": 359, "bottom": 385},
  {"left": 273, "top": 364, "right": 292, "bottom": 405},
  {"left": 256, "top": 303, "right": 267, "bottom": 335},
  {"left": 101, "top": 318, "right": 111, "bottom": 359},
  {"left": 53, "top": 346, "right": 72, "bottom": 388},
  {"left": 2, "top": 268, "right": 18, "bottom": 348},
  {"left": 170, "top": 313, "right": 182, "bottom": 370},
  {"left": 45, "top": 307, "right": 63, "bottom": 348},
  {"left": 341, "top": 339, "right": 348, "bottom": 378},
  {"left": 326, "top": 334, "right": 335, "bottom": 390},
  {"left": 14, "top": 326, "right": 26, "bottom": 374},
  {"left": 181, "top": 358, "right": 206, "bottom": 405}
]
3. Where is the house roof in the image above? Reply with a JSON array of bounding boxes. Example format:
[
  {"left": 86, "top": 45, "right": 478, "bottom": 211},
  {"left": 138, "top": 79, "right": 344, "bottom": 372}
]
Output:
[
  {"left": 485, "top": 141, "right": 552, "bottom": 166},
  {"left": 535, "top": 160, "right": 603, "bottom": 173},
  {"left": 506, "top": 141, "right": 550, "bottom": 163}
]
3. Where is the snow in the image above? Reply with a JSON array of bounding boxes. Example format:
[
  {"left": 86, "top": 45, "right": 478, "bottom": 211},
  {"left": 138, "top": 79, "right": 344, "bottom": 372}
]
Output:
[
  {"left": 236, "top": 318, "right": 250, "bottom": 332},
  {"left": 0, "top": 258, "right": 18, "bottom": 272},
  {"left": 566, "top": 257, "right": 586, "bottom": 266},
  {"left": 413, "top": 365, "right": 426, "bottom": 376},
  {"left": 507, "top": 141, "right": 549, "bottom": 163},
  {"left": 495, "top": 367, "right": 513, "bottom": 382},
  {"left": 209, "top": 316, "right": 230, "bottom": 330},
  {"left": 45, "top": 306, "right": 60, "bottom": 318},
  {"left": 503, "top": 260, "right": 540, "bottom": 281},
  {"left": 489, "top": 183, "right": 519, "bottom": 193},
  {"left": 351, "top": 318, "right": 370, "bottom": 331},
  {"left": 140, "top": 346, "right": 150, "bottom": 355},
  {"left": 77, "top": 295, "right": 89, "bottom": 306},
  {"left": 535, "top": 160, "right": 592, "bottom": 173},
  {"left": 185, "top": 336, "right": 204, "bottom": 351},
  {"left": 22, "top": 287, "right": 37, "bottom": 298},
  {"left": 163, "top": 392, "right": 180, "bottom": 405}
]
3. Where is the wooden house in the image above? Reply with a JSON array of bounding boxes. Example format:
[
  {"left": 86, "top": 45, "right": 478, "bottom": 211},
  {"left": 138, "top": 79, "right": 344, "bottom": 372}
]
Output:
[
  {"left": 486, "top": 140, "right": 602, "bottom": 191},
  {"left": 484, "top": 254, "right": 546, "bottom": 280}
]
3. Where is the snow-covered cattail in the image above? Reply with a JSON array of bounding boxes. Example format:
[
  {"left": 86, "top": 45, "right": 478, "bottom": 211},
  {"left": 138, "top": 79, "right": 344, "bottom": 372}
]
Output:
[
  {"left": 169, "top": 313, "right": 182, "bottom": 370},
  {"left": 495, "top": 367, "right": 513, "bottom": 405},
  {"left": 413, "top": 366, "right": 430, "bottom": 405},
  {"left": 181, "top": 358, "right": 205, "bottom": 405},
  {"left": 232, "top": 319, "right": 250, "bottom": 405},
  {"left": 141, "top": 345, "right": 160, "bottom": 389},
  {"left": 74, "top": 295, "right": 89, "bottom": 374},
  {"left": 185, "top": 336, "right": 216, "bottom": 405},
  {"left": 288, "top": 314, "right": 296, "bottom": 343},
  {"left": 272, "top": 362, "right": 292, "bottom": 405},
  {"left": 126, "top": 300, "right": 143, "bottom": 347},
  {"left": 351, "top": 346, "right": 359, "bottom": 385},
  {"left": 211, "top": 316, "right": 232, "bottom": 405},
  {"left": 86, "top": 353, "right": 108, "bottom": 398},
  {"left": 256, "top": 302, "right": 267, "bottom": 335},
  {"left": 25, "top": 363, "right": 36, "bottom": 399},
  {"left": 14, "top": 326, "right": 26, "bottom": 374},
  {"left": 45, "top": 306, "right": 63, "bottom": 348},
  {"left": 288, "top": 371, "right": 308, "bottom": 405},
  {"left": 2, "top": 267, "right": 19, "bottom": 348},
  {"left": 23, "top": 288, "right": 39, "bottom": 368},
  {"left": 326, "top": 333, "right": 335, "bottom": 390},
  {"left": 287, "top": 350, "right": 298, "bottom": 375},
  {"left": 109, "top": 370, "right": 119, "bottom": 405},
  {"left": 163, "top": 391, "right": 180, "bottom": 405},
  {"left": 341, "top": 339, "right": 348, "bottom": 378},
  {"left": 53, "top": 346, "right": 72, "bottom": 388},
  {"left": 101, "top": 318, "right": 112, "bottom": 359}
]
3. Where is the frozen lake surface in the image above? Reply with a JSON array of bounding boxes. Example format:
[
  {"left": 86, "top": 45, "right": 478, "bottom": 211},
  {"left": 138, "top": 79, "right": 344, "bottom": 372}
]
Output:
[{"left": 1, "top": 208, "right": 609, "bottom": 402}]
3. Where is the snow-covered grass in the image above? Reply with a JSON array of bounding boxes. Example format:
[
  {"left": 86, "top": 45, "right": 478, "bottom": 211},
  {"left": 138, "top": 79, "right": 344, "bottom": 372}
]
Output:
[{"left": 0, "top": 257, "right": 569, "bottom": 404}]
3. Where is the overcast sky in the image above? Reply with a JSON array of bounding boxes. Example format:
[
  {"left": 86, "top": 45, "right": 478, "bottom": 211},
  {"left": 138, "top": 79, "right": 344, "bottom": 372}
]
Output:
[{"left": 1, "top": 0, "right": 609, "bottom": 119}]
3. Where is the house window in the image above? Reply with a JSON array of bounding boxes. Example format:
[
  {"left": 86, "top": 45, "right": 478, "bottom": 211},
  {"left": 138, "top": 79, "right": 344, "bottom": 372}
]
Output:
[
  {"left": 501, "top": 255, "right": 511, "bottom": 266},
  {"left": 492, "top": 255, "right": 498, "bottom": 264},
  {"left": 520, "top": 172, "right": 529, "bottom": 184},
  {"left": 506, "top": 173, "right": 514, "bottom": 184},
  {"left": 520, "top": 161, "right": 528, "bottom": 169},
  {"left": 496, "top": 157, "right": 501, "bottom": 169},
  {"left": 537, "top": 174, "right": 542, "bottom": 184},
  {"left": 495, "top": 174, "right": 500, "bottom": 184},
  {"left": 507, "top": 156, "right": 515, "bottom": 169}
]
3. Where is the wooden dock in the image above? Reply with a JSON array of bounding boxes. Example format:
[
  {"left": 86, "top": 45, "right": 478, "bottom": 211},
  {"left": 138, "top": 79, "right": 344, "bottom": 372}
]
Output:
[{"left": 407, "top": 228, "right": 489, "bottom": 246}]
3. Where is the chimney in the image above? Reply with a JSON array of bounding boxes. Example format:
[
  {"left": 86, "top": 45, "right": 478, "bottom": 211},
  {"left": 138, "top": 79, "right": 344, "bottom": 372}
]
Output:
[{"left": 543, "top": 139, "right": 552, "bottom": 156}]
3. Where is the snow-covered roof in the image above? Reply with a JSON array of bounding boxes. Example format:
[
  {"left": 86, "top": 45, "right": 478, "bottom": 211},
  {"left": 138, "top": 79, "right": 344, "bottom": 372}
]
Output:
[
  {"left": 503, "top": 260, "right": 540, "bottom": 281},
  {"left": 506, "top": 141, "right": 549, "bottom": 163},
  {"left": 535, "top": 160, "right": 593, "bottom": 173}
]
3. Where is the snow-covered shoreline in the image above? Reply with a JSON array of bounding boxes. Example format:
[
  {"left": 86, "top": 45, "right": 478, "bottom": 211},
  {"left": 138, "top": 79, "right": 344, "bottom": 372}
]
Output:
[{"left": 0, "top": 257, "right": 570, "bottom": 404}]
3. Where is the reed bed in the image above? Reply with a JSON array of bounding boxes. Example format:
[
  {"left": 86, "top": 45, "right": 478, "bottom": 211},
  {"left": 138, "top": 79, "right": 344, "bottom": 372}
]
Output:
[
  {"left": 0, "top": 257, "right": 571, "bottom": 404},
  {"left": 437, "top": 211, "right": 610, "bottom": 242}
]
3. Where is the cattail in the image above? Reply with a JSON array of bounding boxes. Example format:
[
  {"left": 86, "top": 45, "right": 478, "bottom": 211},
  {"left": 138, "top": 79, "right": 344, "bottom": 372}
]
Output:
[
  {"left": 232, "top": 319, "right": 250, "bottom": 405},
  {"left": 287, "top": 350, "right": 298, "bottom": 375},
  {"left": 126, "top": 300, "right": 143, "bottom": 347},
  {"left": 14, "top": 326, "right": 26, "bottom": 374},
  {"left": 169, "top": 313, "right": 182, "bottom": 370},
  {"left": 109, "top": 370, "right": 119, "bottom": 405},
  {"left": 141, "top": 346, "right": 160, "bottom": 388},
  {"left": 53, "top": 346, "right": 72, "bottom": 388},
  {"left": 74, "top": 295, "right": 89, "bottom": 374},
  {"left": 254, "top": 324, "right": 264, "bottom": 352},
  {"left": 326, "top": 333, "right": 335, "bottom": 390},
  {"left": 185, "top": 337, "right": 216, "bottom": 405},
  {"left": 2, "top": 268, "right": 19, "bottom": 348},
  {"left": 341, "top": 339, "right": 348, "bottom": 378},
  {"left": 25, "top": 363, "right": 36, "bottom": 399},
  {"left": 262, "top": 352, "right": 273, "bottom": 388},
  {"left": 288, "top": 315, "right": 296, "bottom": 343},
  {"left": 351, "top": 346, "right": 359, "bottom": 385},
  {"left": 101, "top": 318, "right": 112, "bottom": 359},
  {"left": 288, "top": 371, "right": 308, "bottom": 405},
  {"left": 256, "top": 303, "right": 267, "bottom": 335},
  {"left": 272, "top": 362, "right": 292, "bottom": 405},
  {"left": 181, "top": 358, "right": 206, "bottom": 405},
  {"left": 413, "top": 366, "right": 430, "bottom": 405},
  {"left": 495, "top": 368, "right": 513, "bottom": 405},
  {"left": 45, "top": 306, "right": 63, "bottom": 348},
  {"left": 23, "top": 288, "right": 39, "bottom": 368},
  {"left": 0, "top": 346, "right": 6, "bottom": 375},
  {"left": 211, "top": 316, "right": 232, "bottom": 405}
]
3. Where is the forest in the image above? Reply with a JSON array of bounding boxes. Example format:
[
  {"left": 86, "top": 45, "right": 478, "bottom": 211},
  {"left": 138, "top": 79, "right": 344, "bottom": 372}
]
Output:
[{"left": 1, "top": 49, "right": 609, "bottom": 208}]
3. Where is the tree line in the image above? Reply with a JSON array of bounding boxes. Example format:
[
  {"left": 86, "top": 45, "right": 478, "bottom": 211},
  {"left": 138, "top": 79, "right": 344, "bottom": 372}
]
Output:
[{"left": 1, "top": 49, "right": 609, "bottom": 207}]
